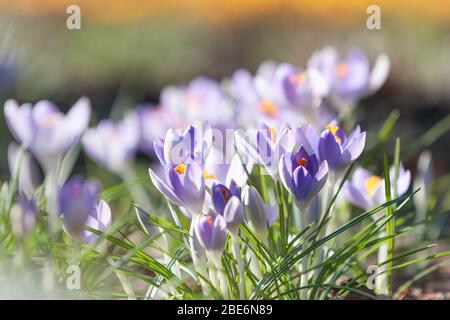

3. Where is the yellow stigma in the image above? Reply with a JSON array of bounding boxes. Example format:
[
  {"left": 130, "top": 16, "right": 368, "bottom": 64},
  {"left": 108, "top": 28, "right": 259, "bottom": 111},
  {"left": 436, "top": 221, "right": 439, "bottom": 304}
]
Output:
[
  {"left": 203, "top": 169, "right": 216, "bottom": 180},
  {"left": 297, "top": 157, "right": 308, "bottom": 167},
  {"left": 326, "top": 124, "right": 342, "bottom": 144},
  {"left": 336, "top": 62, "right": 349, "bottom": 78},
  {"left": 174, "top": 163, "right": 186, "bottom": 176},
  {"left": 289, "top": 72, "right": 306, "bottom": 85},
  {"left": 269, "top": 127, "right": 277, "bottom": 143},
  {"left": 364, "top": 175, "right": 382, "bottom": 197},
  {"left": 259, "top": 100, "right": 278, "bottom": 117}
]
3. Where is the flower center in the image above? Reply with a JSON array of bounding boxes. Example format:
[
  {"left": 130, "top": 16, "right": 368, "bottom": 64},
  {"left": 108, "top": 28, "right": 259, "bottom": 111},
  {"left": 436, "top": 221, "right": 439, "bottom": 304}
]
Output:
[
  {"left": 336, "top": 62, "right": 349, "bottom": 78},
  {"left": 296, "top": 157, "right": 308, "bottom": 167},
  {"left": 43, "top": 113, "right": 57, "bottom": 128},
  {"left": 220, "top": 187, "right": 231, "bottom": 202},
  {"left": 205, "top": 214, "right": 213, "bottom": 224},
  {"left": 269, "top": 127, "right": 277, "bottom": 143},
  {"left": 259, "top": 100, "right": 278, "bottom": 117},
  {"left": 174, "top": 163, "right": 186, "bottom": 176},
  {"left": 203, "top": 169, "right": 216, "bottom": 180},
  {"left": 186, "top": 92, "right": 201, "bottom": 109},
  {"left": 289, "top": 72, "right": 306, "bottom": 85},
  {"left": 326, "top": 124, "right": 342, "bottom": 144},
  {"left": 364, "top": 175, "right": 382, "bottom": 197}
]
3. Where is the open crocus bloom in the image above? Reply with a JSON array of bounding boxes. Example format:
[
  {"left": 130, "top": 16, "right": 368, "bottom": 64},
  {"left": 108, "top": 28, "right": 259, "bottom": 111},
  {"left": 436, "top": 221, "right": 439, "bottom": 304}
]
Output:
[
  {"left": 318, "top": 123, "right": 366, "bottom": 171},
  {"left": 279, "top": 146, "right": 329, "bottom": 209},
  {"left": 344, "top": 164, "right": 412, "bottom": 212},
  {"left": 149, "top": 163, "right": 205, "bottom": 217},
  {"left": 308, "top": 46, "right": 390, "bottom": 102},
  {"left": 153, "top": 122, "right": 212, "bottom": 166},
  {"left": 82, "top": 112, "right": 140, "bottom": 173},
  {"left": 4, "top": 98, "right": 91, "bottom": 171}
]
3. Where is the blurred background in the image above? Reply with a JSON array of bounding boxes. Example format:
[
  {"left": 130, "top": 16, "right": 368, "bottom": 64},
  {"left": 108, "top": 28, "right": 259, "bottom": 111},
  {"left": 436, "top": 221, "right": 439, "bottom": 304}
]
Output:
[{"left": 0, "top": 0, "right": 449, "bottom": 174}]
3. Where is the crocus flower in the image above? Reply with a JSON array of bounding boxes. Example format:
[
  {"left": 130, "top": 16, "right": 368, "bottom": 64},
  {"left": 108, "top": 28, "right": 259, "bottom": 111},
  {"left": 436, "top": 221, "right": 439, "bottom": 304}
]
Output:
[
  {"left": 4, "top": 98, "right": 91, "bottom": 171},
  {"left": 211, "top": 182, "right": 244, "bottom": 234},
  {"left": 137, "top": 104, "right": 182, "bottom": 157},
  {"left": 242, "top": 185, "right": 278, "bottom": 239},
  {"left": 58, "top": 176, "right": 101, "bottom": 239},
  {"left": 82, "top": 111, "right": 140, "bottom": 173},
  {"left": 194, "top": 210, "right": 228, "bottom": 253},
  {"left": 308, "top": 46, "right": 390, "bottom": 102},
  {"left": 10, "top": 195, "right": 37, "bottom": 239},
  {"left": 279, "top": 146, "right": 329, "bottom": 209},
  {"left": 235, "top": 124, "right": 295, "bottom": 179},
  {"left": 344, "top": 164, "right": 411, "bottom": 211},
  {"left": 160, "top": 77, "right": 235, "bottom": 130},
  {"left": 318, "top": 123, "right": 366, "bottom": 171},
  {"left": 153, "top": 122, "right": 212, "bottom": 166},
  {"left": 83, "top": 200, "right": 112, "bottom": 244},
  {"left": 149, "top": 163, "right": 205, "bottom": 217},
  {"left": 8, "top": 142, "right": 42, "bottom": 198}
]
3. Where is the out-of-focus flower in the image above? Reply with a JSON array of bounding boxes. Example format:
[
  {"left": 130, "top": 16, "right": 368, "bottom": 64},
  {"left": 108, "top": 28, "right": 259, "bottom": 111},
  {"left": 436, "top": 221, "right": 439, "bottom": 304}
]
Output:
[
  {"left": 283, "top": 67, "right": 328, "bottom": 109},
  {"left": 153, "top": 122, "right": 212, "bottom": 166},
  {"left": 149, "top": 163, "right": 205, "bottom": 217},
  {"left": 58, "top": 176, "right": 101, "bottom": 240},
  {"left": 137, "top": 104, "right": 182, "bottom": 157},
  {"left": 82, "top": 112, "right": 140, "bottom": 173},
  {"left": 8, "top": 142, "right": 42, "bottom": 198},
  {"left": 344, "top": 164, "right": 411, "bottom": 211},
  {"left": 194, "top": 210, "right": 228, "bottom": 252},
  {"left": 161, "top": 77, "right": 235, "bottom": 130},
  {"left": 242, "top": 185, "right": 277, "bottom": 239},
  {"left": 414, "top": 151, "right": 433, "bottom": 224},
  {"left": 279, "top": 146, "right": 329, "bottom": 209},
  {"left": 10, "top": 195, "right": 37, "bottom": 239},
  {"left": 318, "top": 123, "right": 366, "bottom": 171},
  {"left": 308, "top": 47, "right": 390, "bottom": 102},
  {"left": 4, "top": 98, "right": 91, "bottom": 171}
]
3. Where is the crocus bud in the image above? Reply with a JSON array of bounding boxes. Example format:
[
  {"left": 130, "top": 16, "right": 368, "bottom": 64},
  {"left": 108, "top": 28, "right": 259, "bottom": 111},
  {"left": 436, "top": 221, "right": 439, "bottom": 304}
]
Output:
[
  {"left": 194, "top": 210, "right": 228, "bottom": 253},
  {"left": 58, "top": 177, "right": 100, "bottom": 239},
  {"left": 223, "top": 196, "right": 245, "bottom": 235},
  {"left": 242, "top": 186, "right": 277, "bottom": 239},
  {"left": 10, "top": 195, "right": 37, "bottom": 239}
]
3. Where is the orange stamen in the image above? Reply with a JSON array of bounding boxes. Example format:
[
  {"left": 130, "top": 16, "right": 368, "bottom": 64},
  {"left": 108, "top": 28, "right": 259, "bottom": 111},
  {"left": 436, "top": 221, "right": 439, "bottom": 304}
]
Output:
[
  {"left": 259, "top": 100, "right": 278, "bottom": 117},
  {"left": 174, "top": 163, "right": 186, "bottom": 176}
]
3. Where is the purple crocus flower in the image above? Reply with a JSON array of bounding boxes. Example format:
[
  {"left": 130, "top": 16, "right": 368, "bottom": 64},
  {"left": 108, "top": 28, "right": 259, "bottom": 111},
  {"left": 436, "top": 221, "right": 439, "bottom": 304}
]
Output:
[
  {"left": 149, "top": 163, "right": 205, "bottom": 217},
  {"left": 235, "top": 123, "right": 296, "bottom": 179},
  {"left": 160, "top": 77, "right": 235, "bottom": 130},
  {"left": 137, "top": 104, "right": 182, "bottom": 157},
  {"left": 211, "top": 182, "right": 244, "bottom": 234},
  {"left": 318, "top": 123, "right": 366, "bottom": 171},
  {"left": 11, "top": 195, "right": 37, "bottom": 238},
  {"left": 194, "top": 210, "right": 228, "bottom": 252},
  {"left": 211, "top": 181, "right": 240, "bottom": 215},
  {"left": 82, "top": 112, "right": 140, "bottom": 173},
  {"left": 279, "top": 146, "right": 329, "bottom": 209},
  {"left": 344, "top": 164, "right": 411, "bottom": 211},
  {"left": 153, "top": 122, "right": 212, "bottom": 166},
  {"left": 308, "top": 47, "right": 390, "bottom": 101},
  {"left": 4, "top": 98, "right": 91, "bottom": 171},
  {"left": 58, "top": 177, "right": 111, "bottom": 243},
  {"left": 242, "top": 185, "right": 278, "bottom": 239}
]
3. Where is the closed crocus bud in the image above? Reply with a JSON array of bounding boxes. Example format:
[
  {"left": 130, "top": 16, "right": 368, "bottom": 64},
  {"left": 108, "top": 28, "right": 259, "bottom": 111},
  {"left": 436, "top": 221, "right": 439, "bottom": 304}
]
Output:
[
  {"left": 279, "top": 146, "right": 329, "bottom": 210},
  {"left": 242, "top": 186, "right": 277, "bottom": 239},
  {"left": 194, "top": 210, "right": 228, "bottom": 253},
  {"left": 10, "top": 195, "right": 37, "bottom": 239},
  {"left": 4, "top": 98, "right": 91, "bottom": 172},
  {"left": 58, "top": 177, "right": 101, "bottom": 239},
  {"left": 8, "top": 142, "right": 42, "bottom": 198},
  {"left": 149, "top": 163, "right": 205, "bottom": 217},
  {"left": 222, "top": 196, "right": 245, "bottom": 235},
  {"left": 83, "top": 200, "right": 112, "bottom": 244},
  {"left": 318, "top": 123, "right": 366, "bottom": 171}
]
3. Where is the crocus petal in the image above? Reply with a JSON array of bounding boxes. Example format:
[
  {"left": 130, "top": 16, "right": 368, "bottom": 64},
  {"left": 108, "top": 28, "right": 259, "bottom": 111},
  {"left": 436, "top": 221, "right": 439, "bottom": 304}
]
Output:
[
  {"left": 368, "top": 53, "right": 390, "bottom": 95},
  {"left": 319, "top": 130, "right": 342, "bottom": 169},
  {"left": 223, "top": 196, "right": 244, "bottom": 234},
  {"left": 342, "top": 132, "right": 366, "bottom": 165},
  {"left": 149, "top": 168, "right": 183, "bottom": 206},
  {"left": 4, "top": 99, "right": 33, "bottom": 145},
  {"left": 343, "top": 182, "right": 372, "bottom": 210}
]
